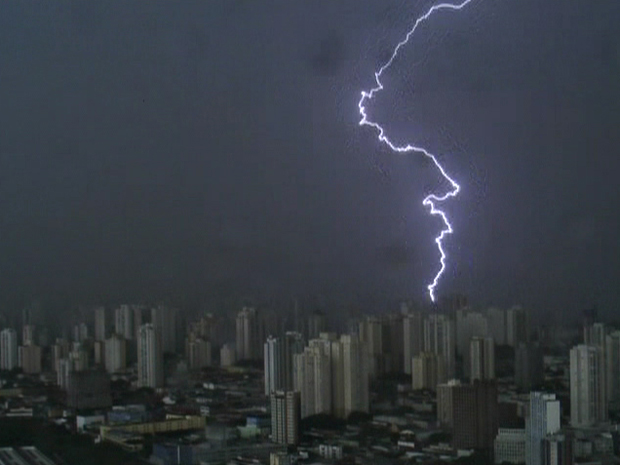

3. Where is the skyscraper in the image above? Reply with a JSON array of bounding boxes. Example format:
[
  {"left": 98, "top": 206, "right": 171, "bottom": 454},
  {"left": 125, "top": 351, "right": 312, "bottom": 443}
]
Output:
[
  {"left": 340, "top": 334, "right": 369, "bottom": 417},
  {"left": 412, "top": 352, "right": 444, "bottom": 390},
  {"left": 187, "top": 338, "right": 211, "bottom": 370},
  {"left": 515, "top": 342, "right": 544, "bottom": 391},
  {"left": 486, "top": 307, "right": 507, "bottom": 346},
  {"left": 138, "top": 324, "right": 163, "bottom": 388},
  {"left": 456, "top": 310, "right": 488, "bottom": 358},
  {"left": 294, "top": 338, "right": 332, "bottom": 418},
  {"left": 264, "top": 332, "right": 304, "bottom": 395},
  {"left": 358, "top": 316, "right": 384, "bottom": 378},
  {"left": 18, "top": 344, "right": 42, "bottom": 374},
  {"left": 506, "top": 306, "right": 528, "bottom": 348},
  {"left": 306, "top": 311, "right": 327, "bottom": 341},
  {"left": 115, "top": 305, "right": 134, "bottom": 340},
  {"left": 270, "top": 391, "right": 300, "bottom": 445},
  {"left": 469, "top": 337, "right": 495, "bottom": 381},
  {"left": 236, "top": 307, "right": 263, "bottom": 361},
  {"left": 94, "top": 306, "right": 106, "bottom": 342},
  {"left": 525, "top": 392, "right": 561, "bottom": 465},
  {"left": 424, "top": 314, "right": 455, "bottom": 379},
  {"left": 0, "top": 329, "right": 18, "bottom": 370},
  {"left": 105, "top": 334, "right": 127, "bottom": 373},
  {"left": 22, "top": 324, "right": 35, "bottom": 346},
  {"left": 570, "top": 344, "right": 607, "bottom": 427},
  {"left": 436, "top": 380, "right": 498, "bottom": 453},
  {"left": 403, "top": 311, "right": 424, "bottom": 374},
  {"left": 151, "top": 305, "right": 177, "bottom": 354}
]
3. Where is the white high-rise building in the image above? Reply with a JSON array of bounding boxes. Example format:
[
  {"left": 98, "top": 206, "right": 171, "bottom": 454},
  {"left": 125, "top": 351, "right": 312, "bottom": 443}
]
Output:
[
  {"left": 293, "top": 333, "right": 367, "bottom": 420},
  {"left": 470, "top": 337, "right": 495, "bottom": 381},
  {"left": 94, "top": 306, "right": 106, "bottom": 341},
  {"left": 340, "top": 334, "right": 369, "bottom": 417},
  {"left": 0, "top": 329, "right": 18, "bottom": 370},
  {"left": 403, "top": 311, "right": 424, "bottom": 374},
  {"left": 138, "top": 324, "right": 163, "bottom": 388},
  {"left": 570, "top": 344, "right": 607, "bottom": 427},
  {"left": 115, "top": 305, "right": 134, "bottom": 340},
  {"left": 294, "top": 338, "right": 332, "bottom": 418},
  {"left": 424, "top": 314, "right": 455, "bottom": 379},
  {"left": 105, "top": 334, "right": 127, "bottom": 373},
  {"left": 525, "top": 392, "right": 560, "bottom": 465}
]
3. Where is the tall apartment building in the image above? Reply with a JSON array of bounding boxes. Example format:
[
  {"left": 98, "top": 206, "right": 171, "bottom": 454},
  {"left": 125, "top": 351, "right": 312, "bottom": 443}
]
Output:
[
  {"left": 294, "top": 333, "right": 368, "bottom": 419},
  {"left": 18, "top": 344, "right": 42, "bottom": 374},
  {"left": 151, "top": 305, "right": 177, "bottom": 354},
  {"left": 469, "top": 337, "right": 495, "bottom": 381},
  {"left": 187, "top": 337, "right": 211, "bottom": 370},
  {"left": 94, "top": 306, "right": 106, "bottom": 342},
  {"left": 486, "top": 307, "right": 507, "bottom": 346},
  {"left": 115, "top": 305, "right": 135, "bottom": 340},
  {"left": 437, "top": 380, "right": 498, "bottom": 453},
  {"left": 403, "top": 311, "right": 424, "bottom": 374},
  {"left": 412, "top": 352, "right": 444, "bottom": 390},
  {"left": 305, "top": 311, "right": 327, "bottom": 341},
  {"left": 270, "top": 391, "right": 300, "bottom": 445},
  {"left": 0, "top": 328, "right": 18, "bottom": 370},
  {"left": 138, "top": 324, "right": 163, "bottom": 388},
  {"left": 220, "top": 343, "right": 236, "bottom": 367},
  {"left": 526, "top": 392, "right": 561, "bottom": 465},
  {"left": 506, "top": 306, "right": 528, "bottom": 348},
  {"left": 515, "top": 342, "right": 544, "bottom": 391},
  {"left": 340, "top": 334, "right": 369, "bottom": 417},
  {"left": 424, "top": 314, "right": 455, "bottom": 379},
  {"left": 456, "top": 310, "right": 488, "bottom": 358},
  {"left": 294, "top": 338, "right": 333, "bottom": 418},
  {"left": 570, "top": 344, "right": 607, "bottom": 427},
  {"left": 22, "top": 325, "right": 35, "bottom": 346},
  {"left": 105, "top": 334, "right": 127, "bottom": 373},
  {"left": 236, "top": 307, "right": 263, "bottom": 361},
  {"left": 358, "top": 316, "right": 384, "bottom": 378},
  {"left": 264, "top": 332, "right": 304, "bottom": 395}
]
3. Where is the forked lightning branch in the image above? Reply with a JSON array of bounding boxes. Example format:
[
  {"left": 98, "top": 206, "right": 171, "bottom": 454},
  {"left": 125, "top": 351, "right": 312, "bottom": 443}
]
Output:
[{"left": 358, "top": 0, "right": 475, "bottom": 302}]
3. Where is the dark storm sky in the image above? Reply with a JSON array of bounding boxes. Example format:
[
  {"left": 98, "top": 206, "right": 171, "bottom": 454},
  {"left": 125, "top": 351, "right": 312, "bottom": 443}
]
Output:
[{"left": 0, "top": 0, "right": 619, "bottom": 315}]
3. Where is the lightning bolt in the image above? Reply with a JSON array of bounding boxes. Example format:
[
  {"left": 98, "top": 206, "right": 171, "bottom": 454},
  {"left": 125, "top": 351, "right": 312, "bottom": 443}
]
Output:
[{"left": 358, "top": 0, "right": 474, "bottom": 302}]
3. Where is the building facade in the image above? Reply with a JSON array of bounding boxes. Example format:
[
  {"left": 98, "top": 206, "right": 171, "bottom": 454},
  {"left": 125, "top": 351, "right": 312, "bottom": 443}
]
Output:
[{"left": 138, "top": 324, "right": 164, "bottom": 388}]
